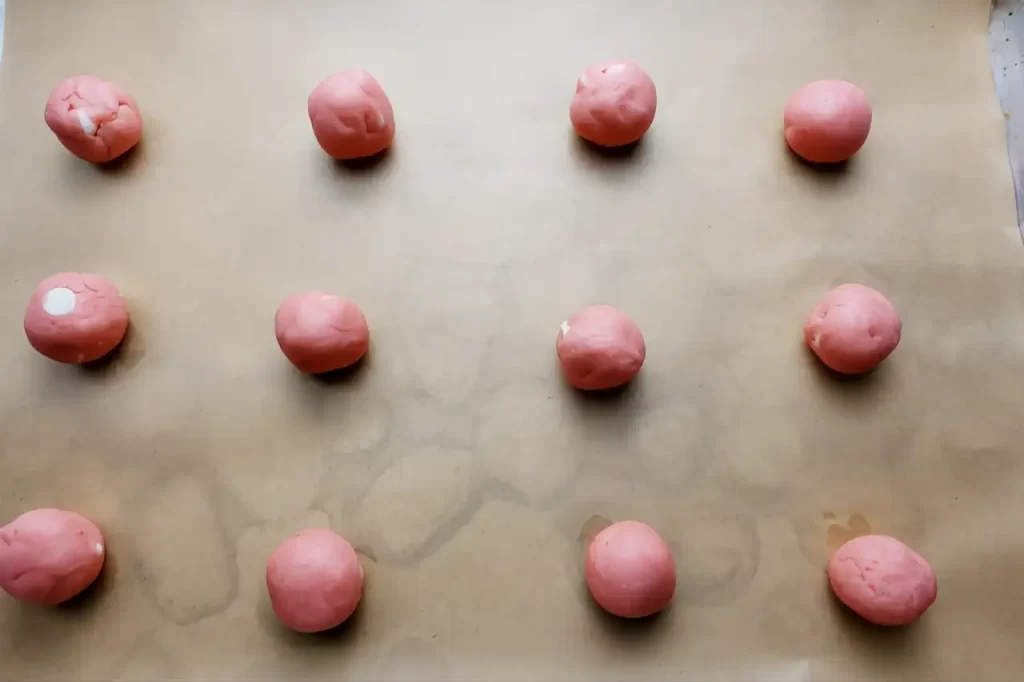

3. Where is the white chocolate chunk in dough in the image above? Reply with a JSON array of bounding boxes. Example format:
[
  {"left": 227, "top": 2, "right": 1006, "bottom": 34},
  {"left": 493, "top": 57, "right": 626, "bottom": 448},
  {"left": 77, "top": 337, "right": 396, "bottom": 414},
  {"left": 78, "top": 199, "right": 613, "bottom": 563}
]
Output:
[
  {"left": 43, "top": 287, "right": 77, "bottom": 316},
  {"left": 76, "top": 109, "right": 97, "bottom": 135}
]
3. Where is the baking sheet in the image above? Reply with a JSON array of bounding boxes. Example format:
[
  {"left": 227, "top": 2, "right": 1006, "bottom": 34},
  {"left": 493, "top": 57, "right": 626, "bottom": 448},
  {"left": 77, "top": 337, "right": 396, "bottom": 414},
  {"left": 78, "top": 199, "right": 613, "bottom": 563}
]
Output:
[
  {"left": 0, "top": 1, "right": 1022, "bottom": 680},
  {"left": 0, "top": 2, "right": 6, "bottom": 68},
  {"left": 990, "top": 0, "right": 1024, "bottom": 240}
]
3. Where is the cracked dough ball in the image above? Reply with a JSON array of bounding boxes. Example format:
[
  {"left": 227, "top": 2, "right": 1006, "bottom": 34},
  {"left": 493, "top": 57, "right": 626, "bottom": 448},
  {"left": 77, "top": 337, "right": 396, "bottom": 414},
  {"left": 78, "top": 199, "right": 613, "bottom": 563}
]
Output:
[
  {"left": 24, "top": 272, "right": 129, "bottom": 364},
  {"left": 0, "top": 508, "right": 106, "bottom": 605},
  {"left": 570, "top": 60, "right": 657, "bottom": 147},
  {"left": 556, "top": 305, "right": 645, "bottom": 390},
  {"left": 275, "top": 291, "right": 370, "bottom": 374},
  {"left": 266, "top": 528, "right": 363, "bottom": 633},
  {"left": 586, "top": 520, "right": 676, "bottom": 618},
  {"left": 804, "top": 283, "right": 901, "bottom": 375},
  {"left": 784, "top": 80, "right": 871, "bottom": 163},
  {"left": 828, "top": 534, "right": 937, "bottom": 626},
  {"left": 44, "top": 75, "right": 142, "bottom": 164},
  {"left": 308, "top": 69, "right": 395, "bottom": 160}
]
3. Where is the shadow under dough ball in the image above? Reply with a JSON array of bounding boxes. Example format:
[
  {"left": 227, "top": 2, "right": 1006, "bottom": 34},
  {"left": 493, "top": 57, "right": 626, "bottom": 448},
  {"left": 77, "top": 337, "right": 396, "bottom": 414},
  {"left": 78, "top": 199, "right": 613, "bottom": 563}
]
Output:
[
  {"left": 44, "top": 75, "right": 142, "bottom": 164},
  {"left": 570, "top": 60, "right": 657, "bottom": 147},
  {"left": 556, "top": 304, "right": 645, "bottom": 390},
  {"left": 275, "top": 291, "right": 370, "bottom": 374},
  {"left": 24, "top": 272, "right": 129, "bottom": 364},
  {"left": 586, "top": 520, "right": 676, "bottom": 618},
  {"left": 803, "top": 283, "right": 901, "bottom": 374},
  {"left": 828, "top": 534, "right": 937, "bottom": 626},
  {"left": 0, "top": 508, "right": 106, "bottom": 605},
  {"left": 266, "top": 528, "right": 364, "bottom": 633},
  {"left": 308, "top": 69, "right": 395, "bottom": 160},
  {"left": 783, "top": 79, "right": 871, "bottom": 163}
]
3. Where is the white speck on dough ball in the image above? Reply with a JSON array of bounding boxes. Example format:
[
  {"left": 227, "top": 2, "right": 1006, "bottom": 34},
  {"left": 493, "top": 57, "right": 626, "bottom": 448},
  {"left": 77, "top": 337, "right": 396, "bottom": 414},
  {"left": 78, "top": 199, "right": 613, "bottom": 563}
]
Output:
[
  {"left": 42, "top": 287, "right": 77, "bottom": 316},
  {"left": 76, "top": 109, "right": 97, "bottom": 135}
]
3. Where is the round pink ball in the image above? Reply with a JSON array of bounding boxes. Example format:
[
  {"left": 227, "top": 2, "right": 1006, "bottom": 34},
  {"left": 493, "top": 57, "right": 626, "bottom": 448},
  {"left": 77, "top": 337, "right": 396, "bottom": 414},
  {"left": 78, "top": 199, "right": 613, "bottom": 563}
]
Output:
[
  {"left": 44, "top": 75, "right": 142, "bottom": 164},
  {"left": 275, "top": 291, "right": 370, "bottom": 374},
  {"left": 586, "top": 520, "right": 676, "bottom": 618},
  {"left": 570, "top": 60, "right": 657, "bottom": 147},
  {"left": 783, "top": 80, "right": 871, "bottom": 163},
  {"left": 828, "top": 534, "right": 937, "bottom": 626},
  {"left": 804, "top": 283, "right": 901, "bottom": 375},
  {"left": 0, "top": 508, "right": 106, "bottom": 605},
  {"left": 308, "top": 69, "right": 395, "bottom": 160},
  {"left": 24, "top": 272, "right": 129, "bottom": 364},
  {"left": 556, "top": 305, "right": 645, "bottom": 390},
  {"left": 266, "top": 528, "right": 364, "bottom": 633}
]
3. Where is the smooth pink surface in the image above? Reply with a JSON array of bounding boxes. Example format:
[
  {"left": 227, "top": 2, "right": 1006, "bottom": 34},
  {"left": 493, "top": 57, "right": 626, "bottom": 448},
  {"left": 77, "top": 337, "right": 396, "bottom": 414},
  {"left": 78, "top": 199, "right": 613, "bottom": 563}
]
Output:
[
  {"left": 828, "top": 535, "right": 937, "bottom": 626},
  {"left": 275, "top": 291, "right": 370, "bottom": 374},
  {"left": 570, "top": 60, "right": 657, "bottom": 147},
  {"left": 44, "top": 75, "right": 142, "bottom": 163},
  {"left": 804, "top": 283, "right": 901, "bottom": 374},
  {"left": 586, "top": 521, "right": 676, "bottom": 618},
  {"left": 556, "top": 305, "right": 645, "bottom": 390},
  {"left": 24, "top": 272, "right": 129, "bottom": 364},
  {"left": 784, "top": 80, "right": 871, "bottom": 163},
  {"left": 0, "top": 508, "right": 105, "bottom": 605},
  {"left": 308, "top": 69, "right": 395, "bottom": 160},
  {"left": 266, "top": 528, "right": 363, "bottom": 633}
]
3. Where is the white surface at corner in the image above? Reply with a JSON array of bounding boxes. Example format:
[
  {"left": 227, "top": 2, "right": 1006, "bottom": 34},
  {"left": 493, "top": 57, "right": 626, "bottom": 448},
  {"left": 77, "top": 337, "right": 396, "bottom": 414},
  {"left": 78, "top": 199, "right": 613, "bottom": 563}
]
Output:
[{"left": 0, "top": 1, "right": 5, "bottom": 65}]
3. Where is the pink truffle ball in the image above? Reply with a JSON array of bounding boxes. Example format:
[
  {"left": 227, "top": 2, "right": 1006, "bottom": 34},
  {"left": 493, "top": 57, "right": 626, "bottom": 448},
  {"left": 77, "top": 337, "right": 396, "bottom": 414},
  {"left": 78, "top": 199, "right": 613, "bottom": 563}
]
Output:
[
  {"left": 44, "top": 75, "right": 142, "bottom": 164},
  {"left": 266, "top": 528, "right": 364, "bottom": 633},
  {"left": 556, "top": 305, "right": 645, "bottom": 390},
  {"left": 275, "top": 291, "right": 370, "bottom": 374},
  {"left": 586, "top": 520, "right": 676, "bottom": 618},
  {"left": 308, "top": 69, "right": 395, "bottom": 160},
  {"left": 0, "top": 508, "right": 106, "bottom": 605},
  {"left": 804, "top": 283, "right": 901, "bottom": 375},
  {"left": 828, "top": 535, "right": 937, "bottom": 626},
  {"left": 570, "top": 60, "right": 657, "bottom": 147},
  {"left": 24, "top": 272, "right": 129, "bottom": 364},
  {"left": 783, "top": 80, "right": 871, "bottom": 163}
]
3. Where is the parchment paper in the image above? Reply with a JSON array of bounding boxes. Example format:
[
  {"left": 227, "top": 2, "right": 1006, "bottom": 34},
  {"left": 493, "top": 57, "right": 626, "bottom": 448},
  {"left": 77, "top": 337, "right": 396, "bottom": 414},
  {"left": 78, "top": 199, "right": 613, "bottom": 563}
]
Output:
[{"left": 0, "top": 1, "right": 1022, "bottom": 680}]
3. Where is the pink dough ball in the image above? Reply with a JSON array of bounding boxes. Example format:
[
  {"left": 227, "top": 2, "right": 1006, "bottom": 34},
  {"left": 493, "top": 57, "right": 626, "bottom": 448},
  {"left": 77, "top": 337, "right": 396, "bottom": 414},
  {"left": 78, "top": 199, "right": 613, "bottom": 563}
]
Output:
[
  {"left": 308, "top": 69, "right": 395, "bottom": 160},
  {"left": 783, "top": 80, "right": 871, "bottom": 163},
  {"left": 266, "top": 528, "right": 364, "bottom": 633},
  {"left": 24, "top": 272, "right": 129, "bottom": 364},
  {"left": 275, "top": 291, "right": 370, "bottom": 374},
  {"left": 586, "top": 520, "right": 676, "bottom": 618},
  {"left": 828, "top": 534, "right": 937, "bottom": 626},
  {"left": 556, "top": 305, "right": 645, "bottom": 390},
  {"left": 0, "top": 508, "right": 106, "bottom": 605},
  {"left": 44, "top": 75, "right": 142, "bottom": 164},
  {"left": 570, "top": 60, "right": 657, "bottom": 147},
  {"left": 804, "top": 283, "right": 901, "bottom": 374}
]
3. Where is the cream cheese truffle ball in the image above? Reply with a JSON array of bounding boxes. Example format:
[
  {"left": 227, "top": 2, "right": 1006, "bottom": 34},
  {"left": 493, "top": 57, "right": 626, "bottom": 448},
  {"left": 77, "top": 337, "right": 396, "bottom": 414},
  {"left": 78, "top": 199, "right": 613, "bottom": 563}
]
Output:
[
  {"left": 804, "top": 283, "right": 901, "bottom": 374},
  {"left": 784, "top": 80, "right": 871, "bottom": 163},
  {"left": 24, "top": 272, "right": 129, "bottom": 364},
  {"left": 266, "top": 528, "right": 364, "bottom": 633},
  {"left": 44, "top": 75, "right": 142, "bottom": 163},
  {"left": 828, "top": 534, "right": 937, "bottom": 626},
  {"left": 556, "top": 305, "right": 645, "bottom": 390},
  {"left": 275, "top": 291, "right": 370, "bottom": 374},
  {"left": 308, "top": 69, "right": 395, "bottom": 160},
  {"left": 570, "top": 60, "right": 657, "bottom": 147},
  {"left": 0, "top": 508, "right": 106, "bottom": 605},
  {"left": 586, "top": 520, "right": 676, "bottom": 618}
]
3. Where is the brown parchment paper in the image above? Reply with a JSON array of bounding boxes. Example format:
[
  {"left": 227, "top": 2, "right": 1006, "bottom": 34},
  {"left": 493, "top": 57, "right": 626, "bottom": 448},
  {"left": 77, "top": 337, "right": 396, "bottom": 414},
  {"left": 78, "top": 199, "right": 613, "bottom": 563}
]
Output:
[{"left": 0, "top": 1, "right": 1021, "bottom": 680}]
